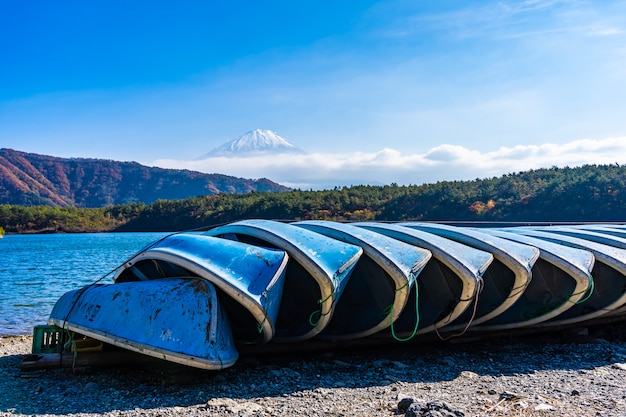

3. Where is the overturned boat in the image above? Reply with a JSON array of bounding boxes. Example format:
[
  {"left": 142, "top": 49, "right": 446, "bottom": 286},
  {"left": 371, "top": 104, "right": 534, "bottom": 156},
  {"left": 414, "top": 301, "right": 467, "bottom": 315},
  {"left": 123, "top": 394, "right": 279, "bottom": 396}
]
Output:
[
  {"left": 479, "top": 228, "right": 594, "bottom": 327},
  {"left": 49, "top": 278, "right": 238, "bottom": 370},
  {"left": 114, "top": 233, "right": 289, "bottom": 343},
  {"left": 292, "top": 221, "right": 432, "bottom": 340},
  {"left": 204, "top": 219, "right": 363, "bottom": 342},
  {"left": 503, "top": 228, "right": 626, "bottom": 322},
  {"left": 354, "top": 222, "right": 491, "bottom": 337},
  {"left": 400, "top": 223, "right": 539, "bottom": 330}
]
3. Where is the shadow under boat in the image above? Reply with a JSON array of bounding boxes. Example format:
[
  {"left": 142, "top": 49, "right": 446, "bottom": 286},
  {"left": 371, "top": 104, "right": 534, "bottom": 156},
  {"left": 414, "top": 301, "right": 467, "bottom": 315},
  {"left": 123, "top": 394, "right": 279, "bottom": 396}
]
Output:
[
  {"left": 353, "top": 222, "right": 491, "bottom": 337},
  {"left": 291, "top": 220, "right": 432, "bottom": 340},
  {"left": 503, "top": 227, "right": 626, "bottom": 322},
  {"left": 399, "top": 223, "right": 554, "bottom": 331},
  {"left": 49, "top": 278, "right": 238, "bottom": 370},
  {"left": 204, "top": 219, "right": 363, "bottom": 342},
  {"left": 479, "top": 228, "right": 594, "bottom": 327},
  {"left": 114, "top": 233, "right": 289, "bottom": 344}
]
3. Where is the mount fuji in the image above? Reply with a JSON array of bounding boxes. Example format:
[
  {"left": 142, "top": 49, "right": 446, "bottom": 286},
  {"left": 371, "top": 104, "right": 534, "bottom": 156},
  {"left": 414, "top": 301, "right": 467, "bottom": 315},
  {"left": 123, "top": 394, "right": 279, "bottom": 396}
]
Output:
[{"left": 196, "top": 129, "right": 307, "bottom": 159}]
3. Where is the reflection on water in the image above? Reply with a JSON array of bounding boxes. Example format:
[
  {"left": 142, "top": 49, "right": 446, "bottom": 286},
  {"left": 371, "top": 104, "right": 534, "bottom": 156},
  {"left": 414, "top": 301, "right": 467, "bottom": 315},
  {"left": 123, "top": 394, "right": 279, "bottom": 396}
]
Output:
[{"left": 0, "top": 232, "right": 167, "bottom": 335}]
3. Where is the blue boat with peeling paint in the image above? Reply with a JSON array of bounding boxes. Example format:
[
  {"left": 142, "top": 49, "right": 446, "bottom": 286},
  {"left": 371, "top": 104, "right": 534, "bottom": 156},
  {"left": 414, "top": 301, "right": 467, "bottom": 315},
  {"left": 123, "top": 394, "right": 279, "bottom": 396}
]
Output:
[
  {"left": 204, "top": 219, "right": 363, "bottom": 342},
  {"left": 113, "top": 233, "right": 289, "bottom": 343},
  {"left": 49, "top": 278, "right": 238, "bottom": 370},
  {"left": 293, "top": 220, "right": 432, "bottom": 340}
]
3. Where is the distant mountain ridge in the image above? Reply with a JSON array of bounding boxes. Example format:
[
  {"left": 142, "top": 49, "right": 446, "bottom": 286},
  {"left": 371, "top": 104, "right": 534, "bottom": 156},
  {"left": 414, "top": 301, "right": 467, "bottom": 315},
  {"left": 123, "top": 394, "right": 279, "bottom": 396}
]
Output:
[
  {"left": 196, "top": 129, "right": 306, "bottom": 159},
  {"left": 0, "top": 148, "right": 289, "bottom": 208}
]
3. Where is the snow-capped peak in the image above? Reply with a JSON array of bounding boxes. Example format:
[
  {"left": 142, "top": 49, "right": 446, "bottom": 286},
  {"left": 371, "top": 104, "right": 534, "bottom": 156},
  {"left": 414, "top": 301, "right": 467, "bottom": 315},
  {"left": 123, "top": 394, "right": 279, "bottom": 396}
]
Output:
[{"left": 197, "top": 129, "right": 306, "bottom": 159}]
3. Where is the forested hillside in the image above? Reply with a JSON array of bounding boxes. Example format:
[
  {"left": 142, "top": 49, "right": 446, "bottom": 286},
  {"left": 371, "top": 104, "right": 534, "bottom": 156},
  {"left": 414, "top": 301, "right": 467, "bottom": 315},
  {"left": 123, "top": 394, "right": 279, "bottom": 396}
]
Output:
[
  {"left": 1, "top": 164, "right": 625, "bottom": 233},
  {"left": 0, "top": 148, "right": 288, "bottom": 207}
]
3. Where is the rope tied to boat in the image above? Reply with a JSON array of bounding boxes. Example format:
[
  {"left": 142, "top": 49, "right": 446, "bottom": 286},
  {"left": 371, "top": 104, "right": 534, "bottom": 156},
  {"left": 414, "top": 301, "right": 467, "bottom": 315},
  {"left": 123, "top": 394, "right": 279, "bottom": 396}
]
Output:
[
  {"left": 308, "top": 290, "right": 335, "bottom": 327},
  {"left": 433, "top": 289, "right": 482, "bottom": 341},
  {"left": 385, "top": 282, "right": 420, "bottom": 342},
  {"left": 572, "top": 278, "right": 595, "bottom": 304}
]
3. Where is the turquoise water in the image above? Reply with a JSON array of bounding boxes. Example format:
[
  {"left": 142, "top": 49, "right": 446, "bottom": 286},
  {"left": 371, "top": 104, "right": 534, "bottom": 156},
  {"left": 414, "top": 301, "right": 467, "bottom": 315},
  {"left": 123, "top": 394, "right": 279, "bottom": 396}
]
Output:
[{"left": 0, "top": 232, "right": 167, "bottom": 336}]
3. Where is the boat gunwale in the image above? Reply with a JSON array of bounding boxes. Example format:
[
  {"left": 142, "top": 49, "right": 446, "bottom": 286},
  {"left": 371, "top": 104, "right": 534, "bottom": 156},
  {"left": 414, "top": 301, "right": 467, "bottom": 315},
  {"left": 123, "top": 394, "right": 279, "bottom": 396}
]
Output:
[{"left": 48, "top": 320, "right": 238, "bottom": 370}]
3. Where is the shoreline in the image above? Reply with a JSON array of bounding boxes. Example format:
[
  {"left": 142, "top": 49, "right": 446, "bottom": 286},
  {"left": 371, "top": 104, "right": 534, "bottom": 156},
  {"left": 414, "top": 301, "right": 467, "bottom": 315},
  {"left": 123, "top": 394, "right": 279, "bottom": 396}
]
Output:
[{"left": 2, "top": 324, "right": 626, "bottom": 416}]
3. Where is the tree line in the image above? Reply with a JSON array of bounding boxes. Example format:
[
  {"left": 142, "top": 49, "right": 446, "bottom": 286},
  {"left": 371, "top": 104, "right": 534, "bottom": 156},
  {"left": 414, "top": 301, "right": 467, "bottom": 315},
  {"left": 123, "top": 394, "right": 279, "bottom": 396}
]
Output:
[{"left": 1, "top": 164, "right": 625, "bottom": 234}]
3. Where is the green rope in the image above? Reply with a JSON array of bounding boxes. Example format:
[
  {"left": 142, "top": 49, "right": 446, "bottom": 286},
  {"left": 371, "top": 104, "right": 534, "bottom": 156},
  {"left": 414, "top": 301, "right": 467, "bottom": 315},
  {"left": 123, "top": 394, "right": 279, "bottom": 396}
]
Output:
[
  {"left": 387, "top": 283, "right": 420, "bottom": 342},
  {"left": 308, "top": 290, "right": 335, "bottom": 327},
  {"left": 573, "top": 278, "right": 594, "bottom": 304}
]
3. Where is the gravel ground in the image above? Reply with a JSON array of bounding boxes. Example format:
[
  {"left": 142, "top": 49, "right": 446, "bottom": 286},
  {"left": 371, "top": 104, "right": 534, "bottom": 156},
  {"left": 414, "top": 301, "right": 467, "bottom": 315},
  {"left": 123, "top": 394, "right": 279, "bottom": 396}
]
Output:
[{"left": 2, "top": 323, "right": 626, "bottom": 417}]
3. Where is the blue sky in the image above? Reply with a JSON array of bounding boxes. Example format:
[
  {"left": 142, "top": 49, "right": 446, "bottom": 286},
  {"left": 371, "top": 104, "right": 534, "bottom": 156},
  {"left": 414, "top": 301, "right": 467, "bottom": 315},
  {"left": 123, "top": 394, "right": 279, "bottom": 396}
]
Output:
[{"left": 2, "top": 1, "right": 626, "bottom": 189}]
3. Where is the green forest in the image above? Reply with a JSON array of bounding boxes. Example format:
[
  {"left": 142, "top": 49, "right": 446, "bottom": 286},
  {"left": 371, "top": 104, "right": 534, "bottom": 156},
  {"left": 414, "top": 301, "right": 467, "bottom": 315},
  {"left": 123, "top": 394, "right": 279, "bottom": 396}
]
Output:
[{"left": 1, "top": 164, "right": 625, "bottom": 234}]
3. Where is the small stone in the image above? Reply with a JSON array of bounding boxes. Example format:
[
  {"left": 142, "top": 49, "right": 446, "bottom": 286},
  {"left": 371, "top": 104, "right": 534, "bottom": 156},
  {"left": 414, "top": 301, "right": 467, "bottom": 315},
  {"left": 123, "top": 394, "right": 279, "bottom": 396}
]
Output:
[
  {"left": 571, "top": 389, "right": 581, "bottom": 396},
  {"left": 397, "top": 397, "right": 414, "bottom": 412},
  {"left": 534, "top": 403, "right": 555, "bottom": 411},
  {"left": 459, "top": 371, "right": 479, "bottom": 379},
  {"left": 488, "top": 389, "right": 497, "bottom": 395}
]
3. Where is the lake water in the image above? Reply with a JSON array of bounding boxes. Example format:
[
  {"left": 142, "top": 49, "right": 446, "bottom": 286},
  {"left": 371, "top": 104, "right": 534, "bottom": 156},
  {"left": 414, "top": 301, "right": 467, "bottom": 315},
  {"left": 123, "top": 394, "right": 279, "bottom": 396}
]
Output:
[{"left": 0, "top": 232, "right": 168, "bottom": 336}]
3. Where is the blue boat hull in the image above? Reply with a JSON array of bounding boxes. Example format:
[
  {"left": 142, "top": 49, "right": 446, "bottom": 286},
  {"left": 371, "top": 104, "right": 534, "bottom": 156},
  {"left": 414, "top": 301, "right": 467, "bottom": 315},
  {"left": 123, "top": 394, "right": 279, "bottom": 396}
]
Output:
[
  {"left": 294, "top": 220, "right": 432, "bottom": 340},
  {"left": 49, "top": 278, "right": 238, "bottom": 370},
  {"left": 205, "top": 219, "right": 363, "bottom": 342},
  {"left": 114, "top": 233, "right": 288, "bottom": 343}
]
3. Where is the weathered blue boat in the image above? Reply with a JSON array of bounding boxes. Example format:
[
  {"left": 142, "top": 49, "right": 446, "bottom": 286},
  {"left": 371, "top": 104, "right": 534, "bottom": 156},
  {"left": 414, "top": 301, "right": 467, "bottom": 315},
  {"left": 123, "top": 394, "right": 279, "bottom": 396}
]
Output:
[
  {"left": 480, "top": 228, "right": 594, "bottom": 327},
  {"left": 49, "top": 278, "right": 238, "bottom": 370},
  {"left": 400, "top": 223, "right": 538, "bottom": 329},
  {"left": 113, "top": 233, "right": 289, "bottom": 343},
  {"left": 292, "top": 221, "right": 432, "bottom": 340},
  {"left": 505, "top": 228, "right": 626, "bottom": 322},
  {"left": 355, "top": 222, "right": 491, "bottom": 336},
  {"left": 204, "top": 219, "right": 363, "bottom": 342}
]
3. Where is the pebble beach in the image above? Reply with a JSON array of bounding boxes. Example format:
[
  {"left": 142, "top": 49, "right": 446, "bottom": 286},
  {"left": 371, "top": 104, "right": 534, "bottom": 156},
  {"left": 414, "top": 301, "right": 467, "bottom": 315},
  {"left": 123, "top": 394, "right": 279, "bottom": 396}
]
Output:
[{"left": 2, "top": 322, "right": 626, "bottom": 417}]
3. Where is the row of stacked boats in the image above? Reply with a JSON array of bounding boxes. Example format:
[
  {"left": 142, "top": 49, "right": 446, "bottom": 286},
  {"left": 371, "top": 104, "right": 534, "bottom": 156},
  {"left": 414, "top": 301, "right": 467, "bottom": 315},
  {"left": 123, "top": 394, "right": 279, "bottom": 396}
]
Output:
[{"left": 48, "top": 220, "right": 626, "bottom": 370}]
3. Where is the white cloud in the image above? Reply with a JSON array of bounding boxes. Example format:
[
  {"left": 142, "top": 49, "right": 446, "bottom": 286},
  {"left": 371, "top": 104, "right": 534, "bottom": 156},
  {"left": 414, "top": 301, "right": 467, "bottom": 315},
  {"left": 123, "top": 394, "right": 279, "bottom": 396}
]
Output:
[{"left": 152, "top": 137, "right": 626, "bottom": 190}]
